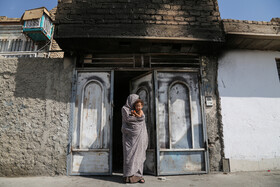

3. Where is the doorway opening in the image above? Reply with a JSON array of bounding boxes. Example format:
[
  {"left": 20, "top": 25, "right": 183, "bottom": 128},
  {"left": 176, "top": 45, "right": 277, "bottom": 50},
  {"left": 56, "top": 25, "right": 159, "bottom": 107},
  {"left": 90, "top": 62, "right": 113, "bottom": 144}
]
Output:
[{"left": 112, "top": 70, "right": 149, "bottom": 173}]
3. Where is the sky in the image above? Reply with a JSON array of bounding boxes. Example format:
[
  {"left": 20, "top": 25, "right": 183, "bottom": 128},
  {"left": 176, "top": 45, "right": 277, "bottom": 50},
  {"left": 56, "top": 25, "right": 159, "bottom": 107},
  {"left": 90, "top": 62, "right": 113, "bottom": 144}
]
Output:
[
  {"left": 0, "top": 0, "right": 279, "bottom": 21},
  {"left": 218, "top": 0, "right": 280, "bottom": 21}
]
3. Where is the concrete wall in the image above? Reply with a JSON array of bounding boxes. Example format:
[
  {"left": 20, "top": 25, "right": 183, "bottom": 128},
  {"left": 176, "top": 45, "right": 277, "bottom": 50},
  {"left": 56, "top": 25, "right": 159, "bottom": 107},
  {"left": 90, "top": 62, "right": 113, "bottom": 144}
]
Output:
[
  {"left": 218, "top": 50, "right": 280, "bottom": 171},
  {"left": 0, "top": 57, "right": 73, "bottom": 176},
  {"left": 201, "top": 56, "right": 224, "bottom": 171}
]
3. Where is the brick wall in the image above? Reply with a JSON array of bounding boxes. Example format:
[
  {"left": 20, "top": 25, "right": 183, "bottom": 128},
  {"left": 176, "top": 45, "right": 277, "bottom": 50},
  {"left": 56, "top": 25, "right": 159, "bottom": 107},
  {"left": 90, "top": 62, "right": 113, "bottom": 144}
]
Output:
[
  {"left": 223, "top": 19, "right": 280, "bottom": 34},
  {"left": 55, "top": 0, "right": 224, "bottom": 40},
  {"left": 49, "top": 7, "right": 64, "bottom": 58}
]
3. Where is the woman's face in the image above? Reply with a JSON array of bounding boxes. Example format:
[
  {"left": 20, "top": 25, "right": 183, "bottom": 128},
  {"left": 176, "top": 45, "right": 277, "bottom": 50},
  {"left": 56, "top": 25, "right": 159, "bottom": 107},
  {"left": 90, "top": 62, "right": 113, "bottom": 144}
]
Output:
[{"left": 134, "top": 102, "right": 143, "bottom": 111}]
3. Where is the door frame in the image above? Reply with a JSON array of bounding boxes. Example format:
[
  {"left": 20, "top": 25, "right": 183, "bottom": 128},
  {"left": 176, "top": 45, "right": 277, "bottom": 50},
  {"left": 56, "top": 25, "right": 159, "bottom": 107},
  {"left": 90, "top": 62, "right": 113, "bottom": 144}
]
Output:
[
  {"left": 67, "top": 69, "right": 114, "bottom": 176},
  {"left": 67, "top": 68, "right": 209, "bottom": 176}
]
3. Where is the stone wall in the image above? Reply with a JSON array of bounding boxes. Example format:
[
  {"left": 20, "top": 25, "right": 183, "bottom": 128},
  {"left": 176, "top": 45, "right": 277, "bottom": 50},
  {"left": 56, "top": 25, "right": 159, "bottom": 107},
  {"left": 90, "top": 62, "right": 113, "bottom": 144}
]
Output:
[
  {"left": 0, "top": 58, "right": 73, "bottom": 176},
  {"left": 55, "top": 0, "right": 223, "bottom": 40},
  {"left": 201, "top": 56, "right": 224, "bottom": 171}
]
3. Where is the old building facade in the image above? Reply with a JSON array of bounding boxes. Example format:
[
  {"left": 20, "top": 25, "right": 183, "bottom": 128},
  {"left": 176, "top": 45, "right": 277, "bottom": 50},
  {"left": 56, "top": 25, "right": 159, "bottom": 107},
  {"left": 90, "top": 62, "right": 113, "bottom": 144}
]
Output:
[
  {"left": 54, "top": 0, "right": 225, "bottom": 176},
  {"left": 0, "top": 0, "right": 279, "bottom": 176}
]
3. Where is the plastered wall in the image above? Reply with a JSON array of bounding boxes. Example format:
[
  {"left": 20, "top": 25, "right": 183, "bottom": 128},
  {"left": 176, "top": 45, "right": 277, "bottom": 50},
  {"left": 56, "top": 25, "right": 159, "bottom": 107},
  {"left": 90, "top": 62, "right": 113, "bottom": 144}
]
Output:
[
  {"left": 218, "top": 50, "right": 280, "bottom": 171},
  {"left": 0, "top": 57, "right": 73, "bottom": 176}
]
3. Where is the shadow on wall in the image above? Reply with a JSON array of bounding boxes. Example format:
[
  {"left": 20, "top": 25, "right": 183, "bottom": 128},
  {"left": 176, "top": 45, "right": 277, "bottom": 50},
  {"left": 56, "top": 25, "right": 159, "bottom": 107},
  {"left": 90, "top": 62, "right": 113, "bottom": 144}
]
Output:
[
  {"left": 54, "top": 0, "right": 224, "bottom": 52},
  {"left": 217, "top": 51, "right": 280, "bottom": 98},
  {"left": 14, "top": 58, "right": 73, "bottom": 102}
]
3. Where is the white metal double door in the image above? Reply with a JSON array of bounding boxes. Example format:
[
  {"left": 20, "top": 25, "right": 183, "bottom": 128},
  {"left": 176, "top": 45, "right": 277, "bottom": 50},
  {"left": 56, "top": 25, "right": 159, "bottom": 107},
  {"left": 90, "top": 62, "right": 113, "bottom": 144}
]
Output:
[{"left": 69, "top": 70, "right": 208, "bottom": 175}]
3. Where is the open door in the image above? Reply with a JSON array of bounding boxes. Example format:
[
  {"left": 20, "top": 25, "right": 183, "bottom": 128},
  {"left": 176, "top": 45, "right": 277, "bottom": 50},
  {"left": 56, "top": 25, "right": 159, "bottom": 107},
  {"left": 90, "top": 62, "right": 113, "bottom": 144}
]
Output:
[
  {"left": 69, "top": 71, "right": 114, "bottom": 175},
  {"left": 130, "top": 70, "right": 208, "bottom": 176},
  {"left": 154, "top": 71, "right": 208, "bottom": 175},
  {"left": 130, "top": 72, "right": 156, "bottom": 175}
]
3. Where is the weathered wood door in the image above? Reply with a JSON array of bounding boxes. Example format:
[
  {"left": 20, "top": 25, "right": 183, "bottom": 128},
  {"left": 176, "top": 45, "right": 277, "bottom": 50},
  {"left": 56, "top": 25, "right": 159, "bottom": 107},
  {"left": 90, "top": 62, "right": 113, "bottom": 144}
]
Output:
[
  {"left": 155, "top": 71, "right": 208, "bottom": 175},
  {"left": 130, "top": 72, "right": 156, "bottom": 175},
  {"left": 69, "top": 71, "right": 114, "bottom": 175}
]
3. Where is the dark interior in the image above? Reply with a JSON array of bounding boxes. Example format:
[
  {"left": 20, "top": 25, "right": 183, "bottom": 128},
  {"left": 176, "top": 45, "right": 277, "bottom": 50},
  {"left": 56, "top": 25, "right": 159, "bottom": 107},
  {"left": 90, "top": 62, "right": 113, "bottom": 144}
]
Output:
[{"left": 112, "top": 70, "right": 148, "bottom": 173}]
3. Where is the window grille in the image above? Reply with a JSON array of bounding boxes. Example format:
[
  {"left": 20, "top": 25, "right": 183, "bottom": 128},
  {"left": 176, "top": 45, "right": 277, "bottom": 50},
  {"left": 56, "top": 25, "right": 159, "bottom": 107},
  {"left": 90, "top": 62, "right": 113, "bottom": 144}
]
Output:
[
  {"left": 23, "top": 39, "right": 35, "bottom": 51},
  {"left": 149, "top": 54, "right": 200, "bottom": 68},
  {"left": 1, "top": 54, "right": 36, "bottom": 58},
  {"left": 0, "top": 39, "right": 9, "bottom": 52},
  {"left": 43, "top": 16, "right": 52, "bottom": 36},
  {"left": 9, "top": 39, "right": 23, "bottom": 51},
  {"left": 25, "top": 18, "right": 41, "bottom": 28},
  {"left": 82, "top": 54, "right": 200, "bottom": 68},
  {"left": 0, "top": 39, "right": 24, "bottom": 52},
  {"left": 83, "top": 54, "right": 135, "bottom": 67}
]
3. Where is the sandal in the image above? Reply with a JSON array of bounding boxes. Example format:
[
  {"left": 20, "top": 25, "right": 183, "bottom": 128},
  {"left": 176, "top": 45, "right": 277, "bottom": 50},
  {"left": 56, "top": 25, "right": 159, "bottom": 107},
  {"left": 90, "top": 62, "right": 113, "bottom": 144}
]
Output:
[
  {"left": 138, "top": 178, "right": 145, "bottom": 183},
  {"left": 123, "top": 176, "right": 141, "bottom": 183}
]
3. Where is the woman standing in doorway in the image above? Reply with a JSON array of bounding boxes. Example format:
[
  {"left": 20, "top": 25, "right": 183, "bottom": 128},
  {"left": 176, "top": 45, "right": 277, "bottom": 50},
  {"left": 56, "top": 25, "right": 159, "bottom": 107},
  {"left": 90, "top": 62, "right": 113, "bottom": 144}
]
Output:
[{"left": 121, "top": 94, "right": 148, "bottom": 183}]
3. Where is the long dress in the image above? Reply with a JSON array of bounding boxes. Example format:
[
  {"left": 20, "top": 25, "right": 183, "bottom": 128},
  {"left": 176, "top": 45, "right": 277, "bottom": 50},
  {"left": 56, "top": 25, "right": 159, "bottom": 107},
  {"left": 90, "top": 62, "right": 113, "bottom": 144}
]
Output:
[{"left": 121, "top": 94, "right": 148, "bottom": 178}]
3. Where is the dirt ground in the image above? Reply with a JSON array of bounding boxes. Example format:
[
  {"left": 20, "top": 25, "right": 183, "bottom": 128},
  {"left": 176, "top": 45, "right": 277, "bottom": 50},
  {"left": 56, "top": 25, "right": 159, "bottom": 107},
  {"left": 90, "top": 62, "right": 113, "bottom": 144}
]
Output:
[{"left": 0, "top": 170, "right": 280, "bottom": 187}]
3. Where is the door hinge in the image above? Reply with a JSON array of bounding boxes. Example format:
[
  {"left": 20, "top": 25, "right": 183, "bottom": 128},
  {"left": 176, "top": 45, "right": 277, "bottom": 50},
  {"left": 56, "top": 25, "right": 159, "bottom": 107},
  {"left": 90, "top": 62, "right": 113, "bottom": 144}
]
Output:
[
  {"left": 205, "top": 141, "right": 208, "bottom": 150},
  {"left": 67, "top": 143, "right": 72, "bottom": 154}
]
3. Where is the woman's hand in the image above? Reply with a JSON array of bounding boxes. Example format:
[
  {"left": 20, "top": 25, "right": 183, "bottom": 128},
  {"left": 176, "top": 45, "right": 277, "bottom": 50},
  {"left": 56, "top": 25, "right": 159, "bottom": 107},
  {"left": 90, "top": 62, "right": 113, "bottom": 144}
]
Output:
[
  {"left": 132, "top": 110, "right": 143, "bottom": 117},
  {"left": 130, "top": 110, "right": 136, "bottom": 116},
  {"left": 131, "top": 110, "right": 137, "bottom": 116}
]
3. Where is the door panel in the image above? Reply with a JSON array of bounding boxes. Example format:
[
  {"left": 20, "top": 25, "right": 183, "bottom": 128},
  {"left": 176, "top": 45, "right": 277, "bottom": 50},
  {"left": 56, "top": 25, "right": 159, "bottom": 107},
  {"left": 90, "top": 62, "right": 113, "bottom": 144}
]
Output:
[
  {"left": 155, "top": 71, "right": 207, "bottom": 175},
  {"left": 71, "top": 71, "right": 113, "bottom": 175},
  {"left": 130, "top": 72, "right": 156, "bottom": 175},
  {"left": 159, "top": 151, "right": 205, "bottom": 174},
  {"left": 80, "top": 81, "right": 103, "bottom": 149},
  {"left": 72, "top": 152, "right": 110, "bottom": 173},
  {"left": 169, "top": 82, "right": 192, "bottom": 149}
]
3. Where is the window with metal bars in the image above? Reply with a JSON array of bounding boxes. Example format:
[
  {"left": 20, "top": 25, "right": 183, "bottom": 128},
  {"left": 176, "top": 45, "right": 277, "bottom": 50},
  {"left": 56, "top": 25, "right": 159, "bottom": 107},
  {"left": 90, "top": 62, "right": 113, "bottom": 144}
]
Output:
[
  {"left": 0, "top": 39, "right": 24, "bottom": 52},
  {"left": 43, "top": 16, "right": 52, "bottom": 36},
  {"left": 25, "top": 18, "right": 41, "bottom": 28},
  {"left": 82, "top": 54, "right": 200, "bottom": 68}
]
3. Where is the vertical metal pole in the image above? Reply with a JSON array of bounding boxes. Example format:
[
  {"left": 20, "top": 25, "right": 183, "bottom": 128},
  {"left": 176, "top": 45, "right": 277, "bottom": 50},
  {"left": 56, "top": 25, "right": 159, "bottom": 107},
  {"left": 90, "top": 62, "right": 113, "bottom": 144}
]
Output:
[
  {"left": 141, "top": 54, "right": 144, "bottom": 68},
  {"left": 199, "top": 56, "right": 210, "bottom": 173},
  {"left": 153, "top": 70, "right": 160, "bottom": 176},
  {"left": 133, "top": 54, "right": 136, "bottom": 68},
  {"left": 149, "top": 55, "right": 152, "bottom": 69},
  {"left": 109, "top": 70, "right": 114, "bottom": 175},
  {"left": 190, "top": 91, "right": 195, "bottom": 149},
  {"left": 168, "top": 98, "right": 172, "bottom": 149}
]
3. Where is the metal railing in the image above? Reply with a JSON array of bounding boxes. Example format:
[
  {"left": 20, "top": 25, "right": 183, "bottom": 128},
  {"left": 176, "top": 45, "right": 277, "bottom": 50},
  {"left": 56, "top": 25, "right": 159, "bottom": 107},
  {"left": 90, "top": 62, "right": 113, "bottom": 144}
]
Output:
[{"left": 0, "top": 51, "right": 48, "bottom": 58}]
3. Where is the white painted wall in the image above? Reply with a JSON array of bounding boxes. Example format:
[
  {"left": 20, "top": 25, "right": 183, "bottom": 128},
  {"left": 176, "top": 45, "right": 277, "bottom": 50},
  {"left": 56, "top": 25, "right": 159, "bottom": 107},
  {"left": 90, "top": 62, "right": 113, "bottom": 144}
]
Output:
[{"left": 218, "top": 50, "right": 280, "bottom": 172}]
